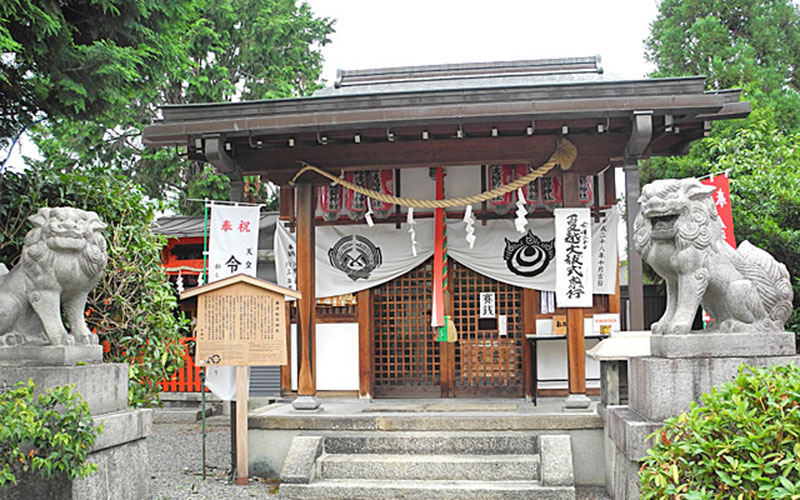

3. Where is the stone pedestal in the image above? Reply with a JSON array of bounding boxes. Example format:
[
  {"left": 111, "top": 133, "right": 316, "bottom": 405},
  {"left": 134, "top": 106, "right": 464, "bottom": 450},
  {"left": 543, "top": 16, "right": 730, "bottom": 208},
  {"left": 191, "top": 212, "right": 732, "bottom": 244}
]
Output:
[
  {"left": 606, "top": 332, "right": 799, "bottom": 499},
  {"left": 0, "top": 347, "right": 152, "bottom": 500}
]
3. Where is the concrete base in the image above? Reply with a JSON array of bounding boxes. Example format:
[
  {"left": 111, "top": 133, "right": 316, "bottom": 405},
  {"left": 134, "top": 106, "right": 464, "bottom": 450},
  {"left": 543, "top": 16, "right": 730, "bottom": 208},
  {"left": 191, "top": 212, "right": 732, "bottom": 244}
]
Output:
[
  {"left": 650, "top": 332, "right": 795, "bottom": 358},
  {"left": 0, "top": 363, "right": 151, "bottom": 500},
  {"left": 292, "top": 395, "right": 321, "bottom": 410},
  {"left": 629, "top": 354, "right": 800, "bottom": 421},
  {"left": 0, "top": 363, "right": 128, "bottom": 415},
  {"left": 564, "top": 393, "right": 592, "bottom": 410},
  {"left": 0, "top": 345, "right": 103, "bottom": 366},
  {"left": 606, "top": 334, "right": 800, "bottom": 499}
]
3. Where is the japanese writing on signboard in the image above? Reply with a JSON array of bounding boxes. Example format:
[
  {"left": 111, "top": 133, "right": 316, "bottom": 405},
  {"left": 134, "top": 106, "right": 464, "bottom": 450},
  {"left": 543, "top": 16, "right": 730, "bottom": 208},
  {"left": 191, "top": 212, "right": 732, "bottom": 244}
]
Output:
[
  {"left": 208, "top": 205, "right": 260, "bottom": 282},
  {"left": 555, "top": 208, "right": 593, "bottom": 307},
  {"left": 194, "top": 282, "right": 288, "bottom": 367},
  {"left": 479, "top": 292, "right": 496, "bottom": 318}
]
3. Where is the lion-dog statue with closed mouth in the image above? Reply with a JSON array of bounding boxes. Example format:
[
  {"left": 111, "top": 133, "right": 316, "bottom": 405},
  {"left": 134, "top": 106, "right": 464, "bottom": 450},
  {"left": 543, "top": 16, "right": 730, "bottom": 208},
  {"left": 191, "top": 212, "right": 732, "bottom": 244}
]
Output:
[
  {"left": 633, "top": 178, "right": 793, "bottom": 335},
  {"left": 0, "top": 207, "right": 108, "bottom": 346}
]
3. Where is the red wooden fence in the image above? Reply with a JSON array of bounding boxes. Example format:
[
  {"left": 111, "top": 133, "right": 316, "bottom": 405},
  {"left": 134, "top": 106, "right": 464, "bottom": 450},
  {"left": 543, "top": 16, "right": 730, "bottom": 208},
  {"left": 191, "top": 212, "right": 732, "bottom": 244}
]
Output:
[{"left": 160, "top": 337, "right": 207, "bottom": 392}]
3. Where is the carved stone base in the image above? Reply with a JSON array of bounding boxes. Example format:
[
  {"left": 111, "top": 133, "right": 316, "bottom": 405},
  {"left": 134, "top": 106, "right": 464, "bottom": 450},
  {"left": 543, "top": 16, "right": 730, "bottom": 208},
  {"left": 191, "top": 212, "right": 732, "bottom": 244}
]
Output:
[
  {"left": 292, "top": 395, "right": 322, "bottom": 411},
  {"left": 650, "top": 332, "right": 796, "bottom": 358},
  {"left": 0, "top": 345, "right": 103, "bottom": 366}
]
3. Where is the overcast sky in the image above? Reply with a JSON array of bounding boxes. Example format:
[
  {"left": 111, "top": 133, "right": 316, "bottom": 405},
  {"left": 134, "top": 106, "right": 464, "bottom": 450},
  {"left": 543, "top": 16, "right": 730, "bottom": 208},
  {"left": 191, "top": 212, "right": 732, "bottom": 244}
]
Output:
[{"left": 306, "top": 0, "right": 659, "bottom": 84}]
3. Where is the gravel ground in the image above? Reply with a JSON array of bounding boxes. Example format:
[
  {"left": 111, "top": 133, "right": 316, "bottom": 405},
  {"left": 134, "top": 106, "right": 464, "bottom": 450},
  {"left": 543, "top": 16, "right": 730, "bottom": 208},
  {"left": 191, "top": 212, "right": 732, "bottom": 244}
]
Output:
[
  {"left": 149, "top": 420, "right": 278, "bottom": 499},
  {"left": 148, "top": 419, "right": 611, "bottom": 499}
]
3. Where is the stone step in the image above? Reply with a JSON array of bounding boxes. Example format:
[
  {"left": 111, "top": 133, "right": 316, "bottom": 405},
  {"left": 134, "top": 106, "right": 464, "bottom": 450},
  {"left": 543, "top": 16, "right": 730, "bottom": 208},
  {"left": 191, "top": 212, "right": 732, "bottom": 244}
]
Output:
[
  {"left": 280, "top": 479, "right": 575, "bottom": 500},
  {"left": 323, "top": 431, "right": 538, "bottom": 455},
  {"left": 152, "top": 408, "right": 206, "bottom": 424},
  {"left": 318, "top": 453, "right": 540, "bottom": 481}
]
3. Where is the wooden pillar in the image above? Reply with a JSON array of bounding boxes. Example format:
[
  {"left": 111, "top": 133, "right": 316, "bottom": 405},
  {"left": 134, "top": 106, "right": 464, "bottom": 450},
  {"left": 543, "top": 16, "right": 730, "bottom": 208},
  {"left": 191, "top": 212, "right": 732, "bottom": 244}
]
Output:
[
  {"left": 441, "top": 288, "right": 455, "bottom": 398},
  {"left": 521, "top": 288, "right": 536, "bottom": 399},
  {"left": 293, "top": 182, "right": 319, "bottom": 409},
  {"left": 562, "top": 172, "right": 588, "bottom": 403},
  {"left": 357, "top": 289, "right": 374, "bottom": 399}
]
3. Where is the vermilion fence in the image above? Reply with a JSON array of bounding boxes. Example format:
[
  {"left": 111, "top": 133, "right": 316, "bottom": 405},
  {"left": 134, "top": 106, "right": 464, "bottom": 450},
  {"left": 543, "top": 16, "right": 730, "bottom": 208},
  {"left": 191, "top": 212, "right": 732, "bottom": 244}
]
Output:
[{"left": 160, "top": 337, "right": 207, "bottom": 392}]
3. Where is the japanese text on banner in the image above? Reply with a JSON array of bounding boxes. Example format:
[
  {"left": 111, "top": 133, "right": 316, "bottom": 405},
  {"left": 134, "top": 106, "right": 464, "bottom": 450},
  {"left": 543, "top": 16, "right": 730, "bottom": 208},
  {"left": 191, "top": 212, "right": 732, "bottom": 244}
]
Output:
[
  {"left": 554, "top": 208, "right": 593, "bottom": 307},
  {"left": 208, "top": 205, "right": 260, "bottom": 282}
]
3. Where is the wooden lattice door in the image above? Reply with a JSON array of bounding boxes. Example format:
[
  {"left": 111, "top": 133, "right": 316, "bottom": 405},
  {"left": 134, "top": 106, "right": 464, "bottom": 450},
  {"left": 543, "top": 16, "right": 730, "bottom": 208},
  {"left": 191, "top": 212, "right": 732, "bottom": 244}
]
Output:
[
  {"left": 372, "top": 261, "right": 441, "bottom": 397},
  {"left": 451, "top": 262, "right": 524, "bottom": 397}
]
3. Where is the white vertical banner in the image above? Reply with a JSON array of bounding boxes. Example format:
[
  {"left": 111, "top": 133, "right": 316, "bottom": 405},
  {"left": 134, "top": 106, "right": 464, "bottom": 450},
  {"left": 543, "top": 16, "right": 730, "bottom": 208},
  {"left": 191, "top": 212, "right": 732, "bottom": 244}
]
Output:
[
  {"left": 205, "top": 203, "right": 260, "bottom": 401},
  {"left": 555, "top": 208, "right": 593, "bottom": 307},
  {"left": 208, "top": 204, "right": 260, "bottom": 281},
  {"left": 592, "top": 206, "right": 618, "bottom": 294}
]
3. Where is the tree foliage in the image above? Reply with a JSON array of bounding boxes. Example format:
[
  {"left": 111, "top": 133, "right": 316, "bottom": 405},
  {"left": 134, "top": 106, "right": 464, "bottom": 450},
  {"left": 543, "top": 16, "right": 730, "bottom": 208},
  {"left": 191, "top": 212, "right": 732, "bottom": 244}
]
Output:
[
  {"left": 0, "top": 167, "right": 188, "bottom": 407},
  {"left": 0, "top": 0, "right": 192, "bottom": 148},
  {"left": 646, "top": 0, "right": 800, "bottom": 93},
  {"left": 8, "top": 0, "right": 334, "bottom": 213},
  {"left": 0, "top": 380, "right": 101, "bottom": 486},
  {"left": 643, "top": 0, "right": 800, "bottom": 334}
]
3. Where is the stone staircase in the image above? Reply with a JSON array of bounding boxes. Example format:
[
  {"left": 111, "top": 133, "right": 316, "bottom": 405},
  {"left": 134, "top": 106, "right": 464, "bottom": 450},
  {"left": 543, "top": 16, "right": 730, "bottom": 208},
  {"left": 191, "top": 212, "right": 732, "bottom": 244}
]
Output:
[{"left": 279, "top": 431, "right": 576, "bottom": 499}]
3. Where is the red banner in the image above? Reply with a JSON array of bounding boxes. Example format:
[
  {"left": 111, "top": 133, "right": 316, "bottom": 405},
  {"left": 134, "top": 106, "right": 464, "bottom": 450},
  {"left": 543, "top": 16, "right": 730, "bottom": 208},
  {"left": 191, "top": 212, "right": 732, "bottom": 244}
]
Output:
[{"left": 699, "top": 173, "right": 736, "bottom": 248}]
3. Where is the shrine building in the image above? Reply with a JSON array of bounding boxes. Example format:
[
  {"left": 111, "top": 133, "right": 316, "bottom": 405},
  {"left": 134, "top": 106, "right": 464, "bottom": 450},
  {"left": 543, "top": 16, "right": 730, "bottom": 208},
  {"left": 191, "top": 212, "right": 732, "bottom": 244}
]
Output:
[{"left": 144, "top": 56, "right": 748, "bottom": 404}]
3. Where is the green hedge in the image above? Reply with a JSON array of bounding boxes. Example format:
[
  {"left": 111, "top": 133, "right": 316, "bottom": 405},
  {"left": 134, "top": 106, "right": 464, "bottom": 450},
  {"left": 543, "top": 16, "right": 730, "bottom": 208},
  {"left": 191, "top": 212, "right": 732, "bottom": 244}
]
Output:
[{"left": 640, "top": 364, "right": 800, "bottom": 499}]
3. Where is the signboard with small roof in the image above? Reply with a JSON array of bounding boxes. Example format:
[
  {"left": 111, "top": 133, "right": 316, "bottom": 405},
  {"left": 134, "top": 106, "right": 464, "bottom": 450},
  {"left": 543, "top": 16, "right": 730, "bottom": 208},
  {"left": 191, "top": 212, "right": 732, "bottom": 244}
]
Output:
[{"left": 180, "top": 273, "right": 300, "bottom": 367}]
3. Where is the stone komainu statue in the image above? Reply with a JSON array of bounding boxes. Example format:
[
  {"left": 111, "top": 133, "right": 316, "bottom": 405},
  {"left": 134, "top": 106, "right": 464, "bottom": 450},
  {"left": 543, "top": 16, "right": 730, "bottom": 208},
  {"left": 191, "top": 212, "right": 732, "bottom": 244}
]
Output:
[
  {"left": 633, "top": 178, "right": 793, "bottom": 335},
  {"left": 0, "top": 207, "right": 107, "bottom": 346}
]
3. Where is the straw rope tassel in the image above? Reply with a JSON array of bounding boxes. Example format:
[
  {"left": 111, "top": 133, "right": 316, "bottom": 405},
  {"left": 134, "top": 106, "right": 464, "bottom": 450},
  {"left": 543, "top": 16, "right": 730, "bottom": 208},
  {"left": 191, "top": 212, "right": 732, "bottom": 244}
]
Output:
[{"left": 289, "top": 139, "right": 577, "bottom": 208}]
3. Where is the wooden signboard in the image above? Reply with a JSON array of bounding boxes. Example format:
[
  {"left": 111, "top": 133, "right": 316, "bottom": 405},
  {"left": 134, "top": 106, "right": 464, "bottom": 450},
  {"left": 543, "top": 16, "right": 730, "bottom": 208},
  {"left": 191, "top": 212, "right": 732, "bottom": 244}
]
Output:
[
  {"left": 180, "top": 274, "right": 300, "bottom": 486},
  {"left": 180, "top": 274, "right": 300, "bottom": 367},
  {"left": 553, "top": 315, "right": 568, "bottom": 335}
]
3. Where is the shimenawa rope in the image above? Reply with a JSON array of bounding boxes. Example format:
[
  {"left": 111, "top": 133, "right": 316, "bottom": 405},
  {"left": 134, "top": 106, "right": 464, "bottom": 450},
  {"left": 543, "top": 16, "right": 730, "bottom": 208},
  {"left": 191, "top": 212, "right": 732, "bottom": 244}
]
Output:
[{"left": 288, "top": 138, "right": 577, "bottom": 209}]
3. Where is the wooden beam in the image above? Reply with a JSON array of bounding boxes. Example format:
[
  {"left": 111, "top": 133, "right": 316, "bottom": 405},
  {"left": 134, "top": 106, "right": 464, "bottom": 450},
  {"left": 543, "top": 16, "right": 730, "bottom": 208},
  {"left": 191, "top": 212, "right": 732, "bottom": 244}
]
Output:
[
  {"left": 233, "top": 133, "right": 628, "bottom": 180},
  {"left": 357, "top": 289, "right": 374, "bottom": 399},
  {"left": 295, "top": 182, "right": 316, "bottom": 397}
]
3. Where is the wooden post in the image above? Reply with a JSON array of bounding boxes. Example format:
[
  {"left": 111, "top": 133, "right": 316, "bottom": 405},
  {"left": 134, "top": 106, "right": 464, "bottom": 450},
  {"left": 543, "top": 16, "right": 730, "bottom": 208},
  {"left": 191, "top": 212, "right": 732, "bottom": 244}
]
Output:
[
  {"left": 235, "top": 366, "right": 248, "bottom": 485},
  {"left": 293, "top": 182, "right": 319, "bottom": 409},
  {"left": 521, "top": 288, "right": 536, "bottom": 399},
  {"left": 280, "top": 302, "right": 292, "bottom": 392},
  {"left": 562, "top": 172, "right": 589, "bottom": 403},
  {"left": 357, "top": 289, "right": 374, "bottom": 399}
]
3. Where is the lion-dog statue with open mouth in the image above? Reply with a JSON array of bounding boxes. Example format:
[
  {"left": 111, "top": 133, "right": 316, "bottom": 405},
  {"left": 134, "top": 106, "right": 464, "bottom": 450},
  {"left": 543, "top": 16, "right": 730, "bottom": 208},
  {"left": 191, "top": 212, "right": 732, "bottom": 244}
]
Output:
[
  {"left": 0, "top": 207, "right": 108, "bottom": 347},
  {"left": 633, "top": 178, "right": 793, "bottom": 335}
]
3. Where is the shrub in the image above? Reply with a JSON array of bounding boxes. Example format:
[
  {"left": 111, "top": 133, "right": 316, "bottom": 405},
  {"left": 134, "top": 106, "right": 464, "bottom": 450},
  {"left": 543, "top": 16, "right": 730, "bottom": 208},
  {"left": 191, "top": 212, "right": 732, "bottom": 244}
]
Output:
[
  {"left": 0, "top": 380, "right": 101, "bottom": 487},
  {"left": 0, "top": 166, "right": 188, "bottom": 407},
  {"left": 640, "top": 364, "right": 800, "bottom": 499}
]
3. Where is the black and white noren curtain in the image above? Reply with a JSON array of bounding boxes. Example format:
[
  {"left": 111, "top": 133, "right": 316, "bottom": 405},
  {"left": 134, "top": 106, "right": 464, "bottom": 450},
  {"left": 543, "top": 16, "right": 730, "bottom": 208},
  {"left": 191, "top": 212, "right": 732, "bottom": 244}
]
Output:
[{"left": 275, "top": 207, "right": 618, "bottom": 299}]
